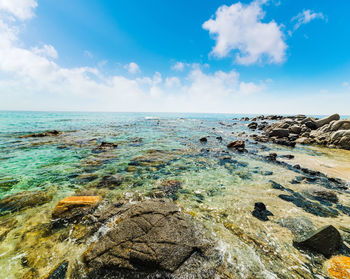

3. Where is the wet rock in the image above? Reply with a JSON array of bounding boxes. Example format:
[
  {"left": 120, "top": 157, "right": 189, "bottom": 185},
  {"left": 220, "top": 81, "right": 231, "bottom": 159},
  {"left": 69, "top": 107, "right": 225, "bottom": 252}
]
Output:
[
  {"left": 83, "top": 200, "right": 216, "bottom": 278},
  {"left": 216, "top": 136, "right": 223, "bottom": 141},
  {"left": 227, "top": 140, "right": 245, "bottom": 150},
  {"left": 268, "top": 128, "right": 289, "bottom": 138},
  {"left": 289, "top": 125, "right": 302, "bottom": 134},
  {"left": 52, "top": 196, "right": 102, "bottom": 221},
  {"left": 0, "top": 177, "right": 19, "bottom": 191},
  {"left": 0, "top": 191, "right": 53, "bottom": 215},
  {"left": 156, "top": 180, "right": 182, "bottom": 200},
  {"left": 97, "top": 175, "right": 123, "bottom": 189},
  {"left": 266, "top": 153, "right": 277, "bottom": 161},
  {"left": 280, "top": 154, "right": 294, "bottom": 159},
  {"left": 20, "top": 130, "right": 61, "bottom": 138},
  {"left": 293, "top": 225, "right": 342, "bottom": 257},
  {"left": 0, "top": 217, "right": 17, "bottom": 241},
  {"left": 309, "top": 189, "right": 338, "bottom": 204},
  {"left": 248, "top": 122, "right": 258, "bottom": 129},
  {"left": 199, "top": 137, "right": 208, "bottom": 143},
  {"left": 315, "top": 113, "right": 340, "bottom": 128},
  {"left": 44, "top": 261, "right": 69, "bottom": 279},
  {"left": 276, "top": 217, "right": 316, "bottom": 237},
  {"left": 326, "top": 255, "right": 350, "bottom": 279},
  {"left": 251, "top": 202, "right": 273, "bottom": 221},
  {"left": 271, "top": 138, "right": 296, "bottom": 147},
  {"left": 97, "top": 141, "right": 118, "bottom": 150}
]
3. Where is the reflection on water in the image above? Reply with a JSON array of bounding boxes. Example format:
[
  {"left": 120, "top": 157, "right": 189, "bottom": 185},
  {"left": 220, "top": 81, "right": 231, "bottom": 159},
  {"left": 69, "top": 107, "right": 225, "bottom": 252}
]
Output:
[{"left": 0, "top": 111, "right": 349, "bottom": 278}]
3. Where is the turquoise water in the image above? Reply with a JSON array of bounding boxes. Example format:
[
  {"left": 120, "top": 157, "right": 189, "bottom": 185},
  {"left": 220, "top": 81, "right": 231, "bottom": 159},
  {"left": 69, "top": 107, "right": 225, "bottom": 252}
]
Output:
[{"left": 0, "top": 111, "right": 350, "bottom": 278}]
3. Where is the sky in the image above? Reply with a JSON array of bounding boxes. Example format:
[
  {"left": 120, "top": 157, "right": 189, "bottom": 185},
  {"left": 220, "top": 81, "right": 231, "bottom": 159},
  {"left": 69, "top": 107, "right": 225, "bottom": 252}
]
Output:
[{"left": 0, "top": 0, "right": 350, "bottom": 114}]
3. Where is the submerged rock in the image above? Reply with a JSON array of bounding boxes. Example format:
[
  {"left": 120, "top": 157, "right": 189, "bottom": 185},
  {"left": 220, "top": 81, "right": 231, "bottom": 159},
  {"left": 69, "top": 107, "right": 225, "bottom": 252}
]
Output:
[
  {"left": 0, "top": 191, "right": 53, "bottom": 215},
  {"left": 83, "top": 200, "right": 217, "bottom": 278},
  {"left": 52, "top": 196, "right": 102, "bottom": 221},
  {"left": 199, "top": 137, "right": 208, "bottom": 143},
  {"left": 251, "top": 202, "right": 273, "bottom": 221},
  {"left": 20, "top": 130, "right": 61, "bottom": 138},
  {"left": 227, "top": 140, "right": 245, "bottom": 150},
  {"left": 156, "top": 180, "right": 182, "bottom": 200},
  {"left": 293, "top": 225, "right": 342, "bottom": 257},
  {"left": 44, "top": 261, "right": 69, "bottom": 279},
  {"left": 97, "top": 175, "right": 123, "bottom": 189},
  {"left": 0, "top": 177, "right": 19, "bottom": 191}
]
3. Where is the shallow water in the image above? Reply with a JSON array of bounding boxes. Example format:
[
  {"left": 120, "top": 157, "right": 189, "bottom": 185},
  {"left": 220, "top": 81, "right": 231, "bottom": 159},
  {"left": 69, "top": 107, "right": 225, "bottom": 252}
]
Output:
[{"left": 0, "top": 111, "right": 349, "bottom": 278}]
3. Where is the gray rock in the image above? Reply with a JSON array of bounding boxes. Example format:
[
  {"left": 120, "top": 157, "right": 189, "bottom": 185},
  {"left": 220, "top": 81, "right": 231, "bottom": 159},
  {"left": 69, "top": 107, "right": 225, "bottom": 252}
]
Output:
[
  {"left": 293, "top": 225, "right": 342, "bottom": 257},
  {"left": 268, "top": 128, "right": 289, "bottom": 138},
  {"left": 83, "top": 200, "right": 217, "bottom": 277},
  {"left": 289, "top": 125, "right": 302, "bottom": 134},
  {"left": 315, "top": 113, "right": 340, "bottom": 128}
]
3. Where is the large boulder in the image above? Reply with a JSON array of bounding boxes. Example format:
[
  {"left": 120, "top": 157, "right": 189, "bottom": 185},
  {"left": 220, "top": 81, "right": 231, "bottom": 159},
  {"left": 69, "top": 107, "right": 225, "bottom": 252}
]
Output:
[
  {"left": 293, "top": 225, "right": 342, "bottom": 257},
  {"left": 329, "top": 130, "right": 350, "bottom": 150},
  {"left": 83, "top": 200, "right": 217, "bottom": 278},
  {"left": 315, "top": 114, "right": 340, "bottom": 128}
]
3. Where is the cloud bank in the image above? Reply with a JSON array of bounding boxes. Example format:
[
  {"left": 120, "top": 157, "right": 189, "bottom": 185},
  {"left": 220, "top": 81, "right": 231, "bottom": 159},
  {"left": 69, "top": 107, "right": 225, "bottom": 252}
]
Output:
[{"left": 0, "top": 0, "right": 268, "bottom": 113}]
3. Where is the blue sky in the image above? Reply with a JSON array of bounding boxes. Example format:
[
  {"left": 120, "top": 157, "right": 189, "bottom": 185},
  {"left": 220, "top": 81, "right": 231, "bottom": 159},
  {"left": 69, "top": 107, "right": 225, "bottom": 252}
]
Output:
[{"left": 0, "top": 0, "right": 350, "bottom": 114}]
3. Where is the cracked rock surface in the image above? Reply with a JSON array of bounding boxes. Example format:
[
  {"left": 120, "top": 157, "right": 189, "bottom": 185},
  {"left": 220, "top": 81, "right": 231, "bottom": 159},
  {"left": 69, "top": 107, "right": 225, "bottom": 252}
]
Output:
[{"left": 83, "top": 200, "right": 217, "bottom": 278}]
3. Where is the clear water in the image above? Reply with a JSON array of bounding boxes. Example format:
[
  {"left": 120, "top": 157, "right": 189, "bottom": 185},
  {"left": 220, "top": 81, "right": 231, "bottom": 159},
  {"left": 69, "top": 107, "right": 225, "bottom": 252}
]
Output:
[{"left": 0, "top": 111, "right": 349, "bottom": 278}]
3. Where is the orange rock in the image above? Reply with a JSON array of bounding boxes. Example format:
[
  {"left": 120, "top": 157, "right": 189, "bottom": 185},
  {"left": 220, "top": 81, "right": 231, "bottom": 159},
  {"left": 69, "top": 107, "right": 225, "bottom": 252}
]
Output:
[
  {"left": 52, "top": 196, "right": 102, "bottom": 219},
  {"left": 327, "top": 255, "right": 350, "bottom": 279}
]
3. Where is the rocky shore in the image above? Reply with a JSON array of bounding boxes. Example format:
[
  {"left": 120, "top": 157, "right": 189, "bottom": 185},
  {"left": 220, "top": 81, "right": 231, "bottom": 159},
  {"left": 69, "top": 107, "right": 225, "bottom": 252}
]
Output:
[
  {"left": 0, "top": 113, "right": 350, "bottom": 279},
  {"left": 247, "top": 113, "right": 350, "bottom": 150}
]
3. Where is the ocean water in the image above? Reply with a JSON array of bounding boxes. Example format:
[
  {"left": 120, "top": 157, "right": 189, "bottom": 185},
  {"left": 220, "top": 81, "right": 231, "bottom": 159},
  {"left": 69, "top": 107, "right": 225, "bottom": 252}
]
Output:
[{"left": 0, "top": 111, "right": 349, "bottom": 278}]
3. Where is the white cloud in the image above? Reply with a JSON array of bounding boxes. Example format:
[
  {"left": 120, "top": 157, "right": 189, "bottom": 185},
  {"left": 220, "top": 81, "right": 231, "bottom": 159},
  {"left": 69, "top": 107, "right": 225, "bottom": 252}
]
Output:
[
  {"left": 124, "top": 62, "right": 140, "bottom": 74},
  {"left": 0, "top": 0, "right": 268, "bottom": 113},
  {"left": 171, "top": 62, "right": 185, "bottom": 71},
  {"left": 32, "top": 44, "right": 58, "bottom": 59},
  {"left": 202, "top": 0, "right": 287, "bottom": 65},
  {"left": 291, "top": 10, "right": 325, "bottom": 30},
  {"left": 0, "top": 0, "right": 37, "bottom": 20}
]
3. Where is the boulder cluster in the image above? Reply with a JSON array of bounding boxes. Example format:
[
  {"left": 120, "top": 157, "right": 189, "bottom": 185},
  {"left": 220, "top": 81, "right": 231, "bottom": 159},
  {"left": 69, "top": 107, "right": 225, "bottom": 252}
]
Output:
[{"left": 250, "top": 114, "right": 350, "bottom": 150}]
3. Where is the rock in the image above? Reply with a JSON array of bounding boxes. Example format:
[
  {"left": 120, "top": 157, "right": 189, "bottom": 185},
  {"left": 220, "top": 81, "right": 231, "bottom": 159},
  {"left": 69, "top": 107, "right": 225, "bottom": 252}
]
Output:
[
  {"left": 216, "top": 136, "right": 223, "bottom": 141},
  {"left": 251, "top": 202, "right": 273, "bottom": 221},
  {"left": 304, "top": 120, "right": 317, "bottom": 130},
  {"left": 293, "top": 225, "right": 342, "bottom": 257},
  {"left": 44, "top": 261, "right": 69, "bottom": 279},
  {"left": 271, "top": 138, "right": 296, "bottom": 147},
  {"left": 295, "top": 137, "right": 314, "bottom": 145},
  {"left": 83, "top": 200, "right": 215, "bottom": 278},
  {"left": 276, "top": 217, "right": 316, "bottom": 237},
  {"left": 156, "top": 180, "right": 182, "bottom": 200},
  {"left": 289, "top": 125, "right": 302, "bottom": 134},
  {"left": 98, "top": 142, "right": 118, "bottom": 150},
  {"left": 326, "top": 255, "right": 350, "bottom": 279},
  {"left": 97, "top": 175, "right": 123, "bottom": 189},
  {"left": 280, "top": 154, "right": 294, "bottom": 159},
  {"left": 0, "top": 177, "right": 18, "bottom": 191},
  {"left": 0, "top": 191, "right": 53, "bottom": 215},
  {"left": 315, "top": 113, "right": 340, "bottom": 128},
  {"left": 20, "top": 130, "right": 61, "bottom": 138},
  {"left": 266, "top": 153, "right": 277, "bottom": 161},
  {"left": 268, "top": 128, "right": 289, "bottom": 138},
  {"left": 227, "top": 140, "right": 245, "bottom": 149},
  {"left": 329, "top": 130, "right": 350, "bottom": 150},
  {"left": 309, "top": 189, "right": 338, "bottom": 203},
  {"left": 248, "top": 122, "right": 258, "bottom": 129},
  {"left": 199, "top": 137, "right": 208, "bottom": 143},
  {"left": 52, "top": 196, "right": 102, "bottom": 220}
]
